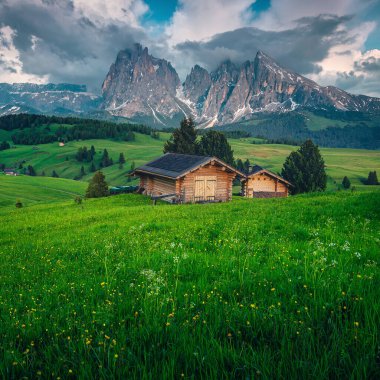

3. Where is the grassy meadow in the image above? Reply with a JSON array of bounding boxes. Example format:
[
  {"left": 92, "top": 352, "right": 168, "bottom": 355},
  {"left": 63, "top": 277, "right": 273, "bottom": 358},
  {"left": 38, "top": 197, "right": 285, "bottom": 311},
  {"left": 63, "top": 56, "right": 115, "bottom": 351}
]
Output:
[
  {"left": 0, "top": 133, "right": 379, "bottom": 192},
  {"left": 0, "top": 191, "right": 379, "bottom": 378}
]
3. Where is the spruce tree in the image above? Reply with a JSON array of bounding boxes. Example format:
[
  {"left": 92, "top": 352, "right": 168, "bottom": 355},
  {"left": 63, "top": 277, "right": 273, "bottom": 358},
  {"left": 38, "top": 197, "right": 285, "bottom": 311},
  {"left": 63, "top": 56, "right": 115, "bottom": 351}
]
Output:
[
  {"left": 282, "top": 139, "right": 326, "bottom": 194},
  {"left": 366, "top": 171, "right": 379, "bottom": 185},
  {"left": 80, "top": 165, "right": 86, "bottom": 177},
  {"left": 52, "top": 170, "right": 59, "bottom": 178},
  {"left": 163, "top": 117, "right": 198, "bottom": 154},
  {"left": 85, "top": 171, "right": 108, "bottom": 198},
  {"left": 27, "top": 165, "right": 36, "bottom": 176},
  {"left": 198, "top": 130, "right": 234, "bottom": 165},
  {"left": 118, "top": 153, "right": 126, "bottom": 165},
  {"left": 90, "top": 161, "right": 96, "bottom": 172},
  {"left": 342, "top": 176, "right": 351, "bottom": 189}
]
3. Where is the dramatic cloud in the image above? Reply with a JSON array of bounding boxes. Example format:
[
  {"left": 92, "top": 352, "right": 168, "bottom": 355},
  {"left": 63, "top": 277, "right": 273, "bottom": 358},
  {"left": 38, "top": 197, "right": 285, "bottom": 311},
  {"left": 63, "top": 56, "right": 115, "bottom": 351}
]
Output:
[
  {"left": 0, "top": 0, "right": 379, "bottom": 96},
  {"left": 0, "top": 0, "right": 148, "bottom": 91},
  {"left": 173, "top": 15, "right": 352, "bottom": 77}
]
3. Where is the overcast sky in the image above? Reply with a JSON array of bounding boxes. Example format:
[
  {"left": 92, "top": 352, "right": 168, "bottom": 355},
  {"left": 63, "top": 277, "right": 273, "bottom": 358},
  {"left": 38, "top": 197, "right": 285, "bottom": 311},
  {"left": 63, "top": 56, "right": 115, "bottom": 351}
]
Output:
[{"left": 0, "top": 0, "right": 379, "bottom": 96}]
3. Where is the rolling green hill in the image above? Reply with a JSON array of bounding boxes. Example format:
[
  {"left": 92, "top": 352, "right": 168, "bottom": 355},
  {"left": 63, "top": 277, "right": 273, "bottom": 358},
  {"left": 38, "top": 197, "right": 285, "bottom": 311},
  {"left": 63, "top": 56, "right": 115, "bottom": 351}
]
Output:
[
  {"left": 1, "top": 134, "right": 379, "bottom": 201},
  {"left": 0, "top": 191, "right": 379, "bottom": 378},
  {"left": 0, "top": 175, "right": 87, "bottom": 208}
]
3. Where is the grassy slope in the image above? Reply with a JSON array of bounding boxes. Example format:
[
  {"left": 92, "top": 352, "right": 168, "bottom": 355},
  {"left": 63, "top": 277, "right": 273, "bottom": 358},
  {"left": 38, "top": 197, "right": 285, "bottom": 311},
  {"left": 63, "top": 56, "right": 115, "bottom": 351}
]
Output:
[
  {"left": 0, "top": 175, "right": 87, "bottom": 207},
  {"left": 0, "top": 192, "right": 379, "bottom": 378},
  {"left": 0, "top": 134, "right": 379, "bottom": 189},
  {"left": 231, "top": 139, "right": 380, "bottom": 189}
]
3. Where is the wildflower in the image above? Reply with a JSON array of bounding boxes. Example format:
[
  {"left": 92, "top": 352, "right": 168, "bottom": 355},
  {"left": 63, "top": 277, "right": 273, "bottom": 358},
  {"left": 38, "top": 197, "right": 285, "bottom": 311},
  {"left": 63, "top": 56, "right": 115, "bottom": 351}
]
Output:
[
  {"left": 37, "top": 371, "right": 42, "bottom": 376},
  {"left": 271, "top": 288, "right": 275, "bottom": 292},
  {"left": 354, "top": 322, "right": 359, "bottom": 327},
  {"left": 100, "top": 282, "right": 106, "bottom": 287},
  {"left": 114, "top": 354, "right": 118, "bottom": 359},
  {"left": 68, "top": 369, "right": 73, "bottom": 374},
  {"left": 227, "top": 332, "right": 232, "bottom": 338}
]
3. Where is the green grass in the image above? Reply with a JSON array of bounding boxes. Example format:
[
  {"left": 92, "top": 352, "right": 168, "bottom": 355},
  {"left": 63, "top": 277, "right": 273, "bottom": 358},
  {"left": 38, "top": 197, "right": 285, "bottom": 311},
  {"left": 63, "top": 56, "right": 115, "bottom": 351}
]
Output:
[
  {"left": 0, "top": 175, "right": 87, "bottom": 208},
  {"left": 230, "top": 140, "right": 380, "bottom": 190},
  {"left": 0, "top": 191, "right": 379, "bottom": 378},
  {"left": 1, "top": 134, "right": 379, "bottom": 193}
]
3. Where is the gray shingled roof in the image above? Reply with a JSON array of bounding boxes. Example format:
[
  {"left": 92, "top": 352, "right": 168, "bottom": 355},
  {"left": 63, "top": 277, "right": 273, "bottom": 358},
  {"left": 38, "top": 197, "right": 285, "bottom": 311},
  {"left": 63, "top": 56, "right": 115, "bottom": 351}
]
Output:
[{"left": 134, "top": 153, "right": 214, "bottom": 179}]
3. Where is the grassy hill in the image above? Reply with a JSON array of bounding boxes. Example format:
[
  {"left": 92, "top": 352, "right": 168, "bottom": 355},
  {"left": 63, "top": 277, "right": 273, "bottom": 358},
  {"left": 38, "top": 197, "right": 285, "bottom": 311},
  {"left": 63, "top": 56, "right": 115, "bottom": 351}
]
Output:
[
  {"left": 0, "top": 175, "right": 87, "bottom": 208},
  {"left": 1, "top": 133, "right": 379, "bottom": 192},
  {"left": 0, "top": 191, "right": 379, "bottom": 378}
]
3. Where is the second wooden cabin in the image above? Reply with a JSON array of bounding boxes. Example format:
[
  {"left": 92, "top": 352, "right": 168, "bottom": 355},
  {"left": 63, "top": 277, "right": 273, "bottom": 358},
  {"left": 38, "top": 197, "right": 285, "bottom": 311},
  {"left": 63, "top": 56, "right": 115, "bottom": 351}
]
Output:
[
  {"left": 134, "top": 153, "right": 243, "bottom": 203},
  {"left": 241, "top": 165, "right": 292, "bottom": 198}
]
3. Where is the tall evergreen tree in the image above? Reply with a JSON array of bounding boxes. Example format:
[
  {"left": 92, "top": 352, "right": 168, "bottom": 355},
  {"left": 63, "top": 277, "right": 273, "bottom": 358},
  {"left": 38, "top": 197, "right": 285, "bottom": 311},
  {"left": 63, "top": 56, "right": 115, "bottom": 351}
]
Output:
[
  {"left": 366, "top": 171, "right": 379, "bottom": 185},
  {"left": 342, "top": 176, "right": 351, "bottom": 189},
  {"left": 90, "top": 145, "right": 96, "bottom": 160},
  {"left": 163, "top": 117, "right": 198, "bottom": 155},
  {"left": 26, "top": 165, "right": 36, "bottom": 176},
  {"left": 198, "top": 130, "right": 234, "bottom": 165},
  {"left": 80, "top": 165, "right": 86, "bottom": 177},
  {"left": 118, "top": 152, "right": 126, "bottom": 164},
  {"left": 85, "top": 171, "right": 108, "bottom": 198},
  {"left": 90, "top": 161, "right": 96, "bottom": 173},
  {"left": 235, "top": 158, "right": 244, "bottom": 173},
  {"left": 52, "top": 170, "right": 59, "bottom": 178},
  {"left": 101, "top": 149, "right": 112, "bottom": 167},
  {"left": 282, "top": 139, "right": 326, "bottom": 194},
  {"left": 243, "top": 159, "right": 251, "bottom": 174}
]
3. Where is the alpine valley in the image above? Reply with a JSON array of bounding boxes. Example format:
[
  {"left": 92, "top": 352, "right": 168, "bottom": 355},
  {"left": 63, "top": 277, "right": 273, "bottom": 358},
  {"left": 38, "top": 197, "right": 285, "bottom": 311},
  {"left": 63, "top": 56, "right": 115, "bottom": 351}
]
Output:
[{"left": 1, "top": 43, "right": 380, "bottom": 147}]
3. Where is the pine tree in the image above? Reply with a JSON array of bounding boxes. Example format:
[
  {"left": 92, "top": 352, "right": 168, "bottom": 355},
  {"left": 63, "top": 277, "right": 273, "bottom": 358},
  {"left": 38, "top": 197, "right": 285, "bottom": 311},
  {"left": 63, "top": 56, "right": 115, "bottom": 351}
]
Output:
[
  {"left": 235, "top": 158, "right": 244, "bottom": 173},
  {"left": 163, "top": 117, "right": 198, "bottom": 154},
  {"left": 282, "top": 140, "right": 326, "bottom": 194},
  {"left": 101, "top": 149, "right": 112, "bottom": 167},
  {"left": 366, "top": 171, "right": 379, "bottom": 185},
  {"left": 118, "top": 153, "right": 126, "bottom": 164},
  {"left": 52, "top": 170, "right": 59, "bottom": 178},
  {"left": 27, "top": 165, "right": 36, "bottom": 176},
  {"left": 41, "top": 170, "right": 45, "bottom": 176},
  {"left": 90, "top": 161, "right": 96, "bottom": 172},
  {"left": 85, "top": 171, "right": 108, "bottom": 198},
  {"left": 90, "top": 145, "right": 96, "bottom": 160},
  {"left": 342, "top": 176, "right": 351, "bottom": 189},
  {"left": 243, "top": 159, "right": 251, "bottom": 174},
  {"left": 198, "top": 130, "right": 234, "bottom": 165},
  {"left": 80, "top": 165, "right": 86, "bottom": 177}
]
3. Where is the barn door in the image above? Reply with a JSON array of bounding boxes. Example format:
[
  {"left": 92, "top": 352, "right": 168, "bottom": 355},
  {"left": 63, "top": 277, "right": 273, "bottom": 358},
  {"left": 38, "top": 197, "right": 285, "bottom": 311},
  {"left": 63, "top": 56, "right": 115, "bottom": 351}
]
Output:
[{"left": 195, "top": 176, "right": 216, "bottom": 202}]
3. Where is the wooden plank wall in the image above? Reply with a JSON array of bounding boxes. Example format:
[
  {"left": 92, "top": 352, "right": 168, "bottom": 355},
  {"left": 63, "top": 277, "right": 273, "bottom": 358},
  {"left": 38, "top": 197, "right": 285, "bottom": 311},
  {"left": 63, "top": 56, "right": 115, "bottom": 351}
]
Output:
[
  {"left": 180, "top": 164, "right": 235, "bottom": 202},
  {"left": 243, "top": 172, "right": 289, "bottom": 197}
]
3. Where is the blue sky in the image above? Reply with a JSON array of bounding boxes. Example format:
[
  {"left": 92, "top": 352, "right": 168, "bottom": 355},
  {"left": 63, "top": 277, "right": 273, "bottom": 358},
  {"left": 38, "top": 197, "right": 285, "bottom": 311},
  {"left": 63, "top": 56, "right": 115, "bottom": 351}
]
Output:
[{"left": 0, "top": 0, "right": 379, "bottom": 96}]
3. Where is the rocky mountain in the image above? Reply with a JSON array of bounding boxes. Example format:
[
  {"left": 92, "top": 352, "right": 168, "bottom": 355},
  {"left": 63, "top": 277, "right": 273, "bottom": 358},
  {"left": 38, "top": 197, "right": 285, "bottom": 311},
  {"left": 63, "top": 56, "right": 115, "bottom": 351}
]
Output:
[
  {"left": 1, "top": 45, "right": 380, "bottom": 128},
  {"left": 102, "top": 44, "right": 187, "bottom": 126},
  {"left": 0, "top": 83, "right": 101, "bottom": 117},
  {"left": 102, "top": 45, "right": 380, "bottom": 128}
]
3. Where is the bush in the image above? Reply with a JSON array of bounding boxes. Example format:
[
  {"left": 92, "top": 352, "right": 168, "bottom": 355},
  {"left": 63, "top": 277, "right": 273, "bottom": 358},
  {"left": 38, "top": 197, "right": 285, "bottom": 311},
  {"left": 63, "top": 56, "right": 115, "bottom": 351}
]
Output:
[{"left": 15, "top": 200, "right": 23, "bottom": 208}]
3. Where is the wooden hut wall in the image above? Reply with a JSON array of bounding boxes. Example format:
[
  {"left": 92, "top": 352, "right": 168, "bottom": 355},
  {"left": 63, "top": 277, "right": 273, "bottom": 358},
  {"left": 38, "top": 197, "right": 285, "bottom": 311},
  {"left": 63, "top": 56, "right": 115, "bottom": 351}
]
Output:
[
  {"left": 180, "top": 164, "right": 235, "bottom": 202},
  {"left": 139, "top": 175, "right": 176, "bottom": 196},
  {"left": 244, "top": 172, "right": 288, "bottom": 197}
]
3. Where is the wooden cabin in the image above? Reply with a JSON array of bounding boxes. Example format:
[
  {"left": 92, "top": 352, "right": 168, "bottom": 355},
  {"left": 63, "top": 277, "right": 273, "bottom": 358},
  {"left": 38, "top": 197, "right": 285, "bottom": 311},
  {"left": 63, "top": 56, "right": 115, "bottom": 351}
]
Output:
[
  {"left": 241, "top": 165, "right": 292, "bottom": 198},
  {"left": 134, "top": 153, "right": 244, "bottom": 203}
]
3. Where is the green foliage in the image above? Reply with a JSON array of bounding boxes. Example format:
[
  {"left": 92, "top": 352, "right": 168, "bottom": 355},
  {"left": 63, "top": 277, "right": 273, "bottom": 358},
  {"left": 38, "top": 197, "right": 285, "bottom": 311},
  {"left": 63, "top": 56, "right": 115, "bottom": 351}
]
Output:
[
  {"left": 100, "top": 149, "right": 113, "bottom": 168},
  {"left": 151, "top": 130, "right": 160, "bottom": 139},
  {"left": 118, "top": 153, "right": 126, "bottom": 165},
  {"left": 365, "top": 171, "right": 379, "bottom": 185},
  {"left": 26, "top": 165, "right": 36, "bottom": 176},
  {"left": 1, "top": 114, "right": 150, "bottom": 145},
  {"left": 15, "top": 199, "right": 22, "bottom": 208},
  {"left": 163, "top": 117, "right": 198, "bottom": 155},
  {"left": 0, "top": 141, "right": 10, "bottom": 151},
  {"left": 0, "top": 192, "right": 379, "bottom": 378},
  {"left": 89, "top": 161, "right": 96, "bottom": 173},
  {"left": 76, "top": 146, "right": 95, "bottom": 162},
  {"left": 342, "top": 176, "right": 351, "bottom": 189},
  {"left": 52, "top": 170, "right": 59, "bottom": 178},
  {"left": 198, "top": 130, "right": 234, "bottom": 165},
  {"left": 85, "top": 171, "right": 108, "bottom": 198},
  {"left": 282, "top": 140, "right": 327, "bottom": 194}
]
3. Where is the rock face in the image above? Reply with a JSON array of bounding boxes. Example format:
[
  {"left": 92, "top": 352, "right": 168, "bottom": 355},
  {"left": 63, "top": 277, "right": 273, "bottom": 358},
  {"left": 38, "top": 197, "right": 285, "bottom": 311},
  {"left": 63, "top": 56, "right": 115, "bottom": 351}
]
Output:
[
  {"left": 102, "top": 43, "right": 187, "bottom": 126},
  {"left": 0, "top": 83, "right": 101, "bottom": 116},
  {"left": 102, "top": 46, "right": 380, "bottom": 127}
]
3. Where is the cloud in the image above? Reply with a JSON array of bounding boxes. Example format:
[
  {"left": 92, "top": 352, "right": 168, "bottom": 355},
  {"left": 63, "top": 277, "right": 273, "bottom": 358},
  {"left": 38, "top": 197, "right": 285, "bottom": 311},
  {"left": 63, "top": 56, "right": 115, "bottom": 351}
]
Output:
[
  {"left": 0, "top": 0, "right": 148, "bottom": 91},
  {"left": 173, "top": 15, "right": 353, "bottom": 77},
  {"left": 335, "top": 49, "right": 380, "bottom": 96}
]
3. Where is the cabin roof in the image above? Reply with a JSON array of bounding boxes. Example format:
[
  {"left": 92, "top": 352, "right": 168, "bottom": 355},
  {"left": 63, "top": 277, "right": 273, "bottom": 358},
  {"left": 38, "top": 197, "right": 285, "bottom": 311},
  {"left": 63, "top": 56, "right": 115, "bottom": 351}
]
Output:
[
  {"left": 134, "top": 153, "right": 243, "bottom": 179},
  {"left": 245, "top": 166, "right": 292, "bottom": 186}
]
